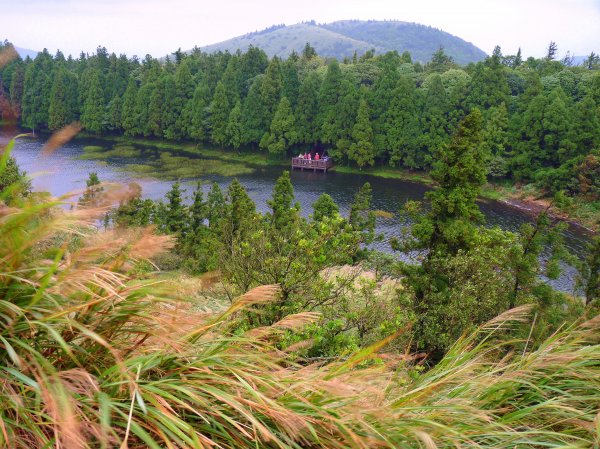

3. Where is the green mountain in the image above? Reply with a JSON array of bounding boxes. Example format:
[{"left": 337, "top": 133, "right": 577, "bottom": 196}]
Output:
[{"left": 196, "top": 20, "right": 487, "bottom": 64}]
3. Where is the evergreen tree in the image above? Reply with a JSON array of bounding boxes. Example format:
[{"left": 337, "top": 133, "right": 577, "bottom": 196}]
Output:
[
  {"left": 79, "top": 172, "right": 103, "bottom": 207},
  {"left": 371, "top": 65, "right": 400, "bottom": 159},
  {"left": 226, "top": 179, "right": 256, "bottom": 239},
  {"left": 312, "top": 193, "right": 339, "bottom": 222},
  {"left": 387, "top": 76, "right": 421, "bottom": 168},
  {"left": 262, "top": 96, "right": 296, "bottom": 156},
  {"left": 210, "top": 80, "right": 230, "bottom": 147},
  {"left": 260, "top": 57, "right": 282, "bottom": 126},
  {"left": 281, "top": 57, "right": 300, "bottom": 108},
  {"left": 164, "top": 181, "right": 187, "bottom": 236},
  {"left": 317, "top": 60, "right": 343, "bottom": 132},
  {"left": 121, "top": 78, "right": 139, "bottom": 136},
  {"left": 482, "top": 103, "right": 509, "bottom": 178},
  {"left": 80, "top": 69, "right": 105, "bottom": 133},
  {"left": 467, "top": 47, "right": 510, "bottom": 110},
  {"left": 21, "top": 50, "right": 53, "bottom": 131},
  {"left": 349, "top": 182, "right": 376, "bottom": 244},
  {"left": 295, "top": 72, "right": 320, "bottom": 145},
  {"left": 348, "top": 98, "right": 375, "bottom": 168},
  {"left": 411, "top": 109, "right": 487, "bottom": 256},
  {"left": 207, "top": 182, "right": 226, "bottom": 231},
  {"left": 189, "top": 181, "right": 207, "bottom": 233},
  {"left": 543, "top": 87, "right": 574, "bottom": 164},
  {"left": 418, "top": 74, "right": 448, "bottom": 168},
  {"left": 267, "top": 171, "right": 300, "bottom": 230},
  {"left": 570, "top": 95, "right": 600, "bottom": 157},
  {"left": 226, "top": 100, "right": 243, "bottom": 150},
  {"left": 241, "top": 76, "right": 267, "bottom": 146},
  {"left": 185, "top": 82, "right": 210, "bottom": 141},
  {"left": 48, "top": 69, "right": 70, "bottom": 130}
]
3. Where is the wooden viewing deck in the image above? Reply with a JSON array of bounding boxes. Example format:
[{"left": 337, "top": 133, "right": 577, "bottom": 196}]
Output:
[{"left": 291, "top": 157, "right": 334, "bottom": 172}]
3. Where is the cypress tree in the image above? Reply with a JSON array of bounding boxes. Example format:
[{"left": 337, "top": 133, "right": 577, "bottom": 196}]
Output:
[
  {"left": 121, "top": 78, "right": 139, "bottom": 136},
  {"left": 48, "top": 69, "right": 69, "bottom": 130},
  {"left": 262, "top": 96, "right": 296, "bottom": 156},
  {"left": 267, "top": 171, "right": 300, "bottom": 230},
  {"left": 226, "top": 100, "right": 243, "bottom": 150},
  {"left": 312, "top": 193, "right": 339, "bottom": 222},
  {"left": 210, "top": 80, "right": 231, "bottom": 147},
  {"left": 295, "top": 72, "right": 320, "bottom": 145},
  {"left": 348, "top": 98, "right": 375, "bottom": 168},
  {"left": 164, "top": 181, "right": 187, "bottom": 236},
  {"left": 80, "top": 69, "right": 105, "bottom": 133}
]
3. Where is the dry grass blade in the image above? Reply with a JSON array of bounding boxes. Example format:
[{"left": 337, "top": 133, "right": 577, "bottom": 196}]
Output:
[
  {"left": 271, "top": 312, "right": 321, "bottom": 331},
  {"left": 0, "top": 46, "right": 18, "bottom": 68},
  {"left": 41, "top": 122, "right": 82, "bottom": 156}
]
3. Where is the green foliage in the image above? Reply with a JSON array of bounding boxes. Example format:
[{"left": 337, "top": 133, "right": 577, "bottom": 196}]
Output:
[
  {"left": 80, "top": 69, "right": 105, "bottom": 133},
  {"left": 261, "top": 96, "right": 296, "bottom": 155},
  {"left": 79, "top": 172, "right": 103, "bottom": 207},
  {"left": 348, "top": 98, "right": 375, "bottom": 168},
  {"left": 0, "top": 141, "right": 31, "bottom": 204},
  {"left": 312, "top": 193, "right": 339, "bottom": 222},
  {"left": 267, "top": 171, "right": 299, "bottom": 230}
]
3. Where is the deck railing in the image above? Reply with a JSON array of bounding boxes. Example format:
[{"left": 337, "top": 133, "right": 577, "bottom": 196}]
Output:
[{"left": 291, "top": 157, "right": 333, "bottom": 172}]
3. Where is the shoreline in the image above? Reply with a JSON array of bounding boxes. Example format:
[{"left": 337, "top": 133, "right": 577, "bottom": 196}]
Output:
[{"left": 28, "top": 131, "right": 600, "bottom": 235}]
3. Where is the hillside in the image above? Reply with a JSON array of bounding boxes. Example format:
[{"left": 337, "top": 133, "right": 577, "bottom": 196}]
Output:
[
  {"left": 196, "top": 20, "right": 487, "bottom": 64},
  {"left": 15, "top": 45, "right": 38, "bottom": 59}
]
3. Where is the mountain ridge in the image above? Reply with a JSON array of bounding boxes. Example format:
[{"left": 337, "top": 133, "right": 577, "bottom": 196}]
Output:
[{"left": 194, "top": 20, "right": 488, "bottom": 64}]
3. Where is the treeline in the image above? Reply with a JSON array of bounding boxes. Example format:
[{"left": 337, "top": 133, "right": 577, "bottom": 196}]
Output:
[{"left": 1, "top": 40, "right": 600, "bottom": 195}]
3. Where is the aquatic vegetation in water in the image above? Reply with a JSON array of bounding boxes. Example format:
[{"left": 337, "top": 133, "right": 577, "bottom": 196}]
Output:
[{"left": 80, "top": 143, "right": 255, "bottom": 179}]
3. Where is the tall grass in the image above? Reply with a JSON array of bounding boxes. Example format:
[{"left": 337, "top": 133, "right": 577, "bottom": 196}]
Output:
[{"left": 1, "top": 132, "right": 599, "bottom": 448}]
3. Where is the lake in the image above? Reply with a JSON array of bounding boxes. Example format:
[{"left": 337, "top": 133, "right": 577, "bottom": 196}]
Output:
[{"left": 5, "top": 133, "right": 590, "bottom": 293}]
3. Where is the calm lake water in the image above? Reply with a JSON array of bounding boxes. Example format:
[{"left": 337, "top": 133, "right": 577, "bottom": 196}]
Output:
[{"left": 5, "top": 133, "right": 590, "bottom": 293}]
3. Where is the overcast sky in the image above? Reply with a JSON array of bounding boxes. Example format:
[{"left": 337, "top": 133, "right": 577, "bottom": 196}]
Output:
[{"left": 2, "top": 0, "right": 599, "bottom": 59}]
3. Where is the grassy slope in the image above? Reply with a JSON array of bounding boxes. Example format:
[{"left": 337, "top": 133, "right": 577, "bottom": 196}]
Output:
[
  {"left": 322, "top": 20, "right": 487, "bottom": 64},
  {"left": 196, "top": 20, "right": 487, "bottom": 63}
]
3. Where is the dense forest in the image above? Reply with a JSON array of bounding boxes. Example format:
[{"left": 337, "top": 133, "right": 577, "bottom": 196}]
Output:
[{"left": 1, "top": 39, "right": 599, "bottom": 200}]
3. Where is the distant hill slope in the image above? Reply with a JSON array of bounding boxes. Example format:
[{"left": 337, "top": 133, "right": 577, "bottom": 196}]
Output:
[
  {"left": 15, "top": 46, "right": 38, "bottom": 59},
  {"left": 196, "top": 20, "right": 487, "bottom": 64}
]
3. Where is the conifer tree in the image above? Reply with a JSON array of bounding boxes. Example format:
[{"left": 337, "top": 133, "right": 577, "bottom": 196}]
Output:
[
  {"left": 386, "top": 76, "right": 421, "bottom": 168},
  {"left": 185, "top": 82, "right": 210, "bottom": 141},
  {"left": 295, "top": 72, "right": 320, "bottom": 145},
  {"left": 80, "top": 69, "right": 105, "bottom": 133},
  {"left": 226, "top": 179, "right": 256, "bottom": 239},
  {"left": 312, "top": 193, "right": 339, "bottom": 222},
  {"left": 570, "top": 95, "right": 600, "bottom": 157},
  {"left": 48, "top": 69, "right": 70, "bottom": 130},
  {"left": 226, "top": 101, "right": 243, "bottom": 150},
  {"left": 164, "top": 181, "right": 187, "bottom": 236},
  {"left": 262, "top": 97, "right": 296, "bottom": 156},
  {"left": 260, "top": 57, "right": 282, "bottom": 125},
  {"left": 348, "top": 98, "right": 375, "bottom": 168},
  {"left": 418, "top": 74, "right": 448, "bottom": 168},
  {"left": 79, "top": 172, "right": 103, "bottom": 207},
  {"left": 482, "top": 103, "right": 509, "bottom": 177},
  {"left": 207, "top": 182, "right": 226, "bottom": 231},
  {"left": 349, "top": 182, "right": 376, "bottom": 244},
  {"left": 121, "top": 78, "right": 139, "bottom": 136},
  {"left": 189, "top": 181, "right": 207, "bottom": 234},
  {"left": 267, "top": 171, "right": 299, "bottom": 230},
  {"left": 412, "top": 109, "right": 487, "bottom": 256},
  {"left": 210, "top": 81, "right": 230, "bottom": 147},
  {"left": 241, "top": 76, "right": 267, "bottom": 146}
]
